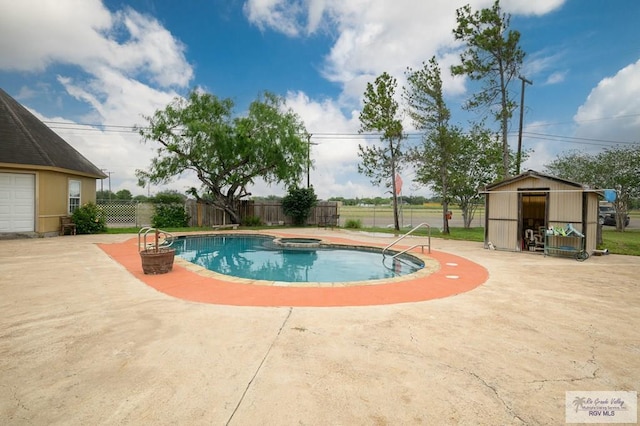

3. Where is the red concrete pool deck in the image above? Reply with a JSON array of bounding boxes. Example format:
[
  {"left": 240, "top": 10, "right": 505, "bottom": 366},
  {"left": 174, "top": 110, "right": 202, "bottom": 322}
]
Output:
[{"left": 98, "top": 231, "right": 488, "bottom": 307}]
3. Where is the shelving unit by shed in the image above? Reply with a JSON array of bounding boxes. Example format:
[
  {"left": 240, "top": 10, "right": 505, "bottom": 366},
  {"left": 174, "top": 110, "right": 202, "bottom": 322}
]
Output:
[{"left": 544, "top": 234, "right": 589, "bottom": 261}]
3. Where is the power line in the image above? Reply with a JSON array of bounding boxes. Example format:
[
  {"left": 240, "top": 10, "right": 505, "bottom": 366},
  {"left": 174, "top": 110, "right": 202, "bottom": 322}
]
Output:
[
  {"left": 42, "top": 109, "right": 640, "bottom": 131},
  {"left": 47, "top": 126, "right": 137, "bottom": 134},
  {"left": 521, "top": 131, "right": 638, "bottom": 146},
  {"left": 43, "top": 120, "right": 638, "bottom": 146},
  {"left": 522, "top": 113, "right": 640, "bottom": 128},
  {"left": 42, "top": 120, "right": 137, "bottom": 130}
]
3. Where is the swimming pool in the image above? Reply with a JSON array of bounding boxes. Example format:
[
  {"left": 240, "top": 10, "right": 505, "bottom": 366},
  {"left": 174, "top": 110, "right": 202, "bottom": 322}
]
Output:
[{"left": 172, "top": 234, "right": 424, "bottom": 283}]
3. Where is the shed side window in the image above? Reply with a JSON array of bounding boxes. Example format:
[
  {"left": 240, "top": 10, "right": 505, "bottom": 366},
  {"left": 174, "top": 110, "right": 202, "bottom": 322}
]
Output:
[{"left": 69, "top": 180, "right": 81, "bottom": 214}]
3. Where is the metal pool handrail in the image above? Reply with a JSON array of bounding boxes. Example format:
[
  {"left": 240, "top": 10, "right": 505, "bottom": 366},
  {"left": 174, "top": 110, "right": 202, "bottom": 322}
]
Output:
[
  {"left": 382, "top": 222, "right": 431, "bottom": 259},
  {"left": 138, "top": 227, "right": 175, "bottom": 252}
]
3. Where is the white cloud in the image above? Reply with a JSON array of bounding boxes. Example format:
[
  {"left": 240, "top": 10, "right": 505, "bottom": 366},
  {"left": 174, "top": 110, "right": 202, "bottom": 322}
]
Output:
[
  {"left": 111, "top": 8, "right": 193, "bottom": 87},
  {"left": 523, "top": 56, "right": 640, "bottom": 174},
  {"left": 245, "top": 0, "right": 477, "bottom": 101},
  {"left": 0, "top": 0, "right": 112, "bottom": 71},
  {"left": 243, "top": 0, "right": 571, "bottom": 197},
  {"left": 0, "top": 0, "right": 192, "bottom": 88},
  {"left": 281, "top": 90, "right": 439, "bottom": 199},
  {"left": 543, "top": 71, "right": 567, "bottom": 85},
  {"left": 319, "top": 1, "right": 464, "bottom": 88},
  {"left": 0, "top": 0, "right": 194, "bottom": 195},
  {"left": 242, "top": 0, "right": 305, "bottom": 36},
  {"left": 29, "top": 77, "right": 183, "bottom": 197},
  {"left": 501, "top": 0, "right": 566, "bottom": 15},
  {"left": 574, "top": 59, "right": 640, "bottom": 145},
  {"left": 519, "top": 120, "right": 564, "bottom": 172},
  {"left": 283, "top": 91, "right": 371, "bottom": 198},
  {"left": 2, "top": 0, "right": 575, "bottom": 200},
  {"left": 521, "top": 48, "right": 570, "bottom": 89},
  {"left": 51, "top": 71, "right": 190, "bottom": 195},
  {"left": 307, "top": 0, "right": 329, "bottom": 34},
  {"left": 244, "top": 0, "right": 566, "bottom": 108}
]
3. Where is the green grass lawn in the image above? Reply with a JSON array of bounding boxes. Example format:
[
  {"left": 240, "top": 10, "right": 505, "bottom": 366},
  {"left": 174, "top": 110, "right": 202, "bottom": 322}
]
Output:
[
  {"left": 356, "top": 226, "right": 485, "bottom": 242},
  {"left": 601, "top": 229, "right": 640, "bottom": 256},
  {"left": 358, "top": 226, "right": 638, "bottom": 255},
  {"left": 106, "top": 224, "right": 639, "bottom": 256}
]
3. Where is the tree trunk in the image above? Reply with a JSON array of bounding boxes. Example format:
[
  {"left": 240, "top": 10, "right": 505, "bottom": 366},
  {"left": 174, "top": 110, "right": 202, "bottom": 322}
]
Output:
[
  {"left": 500, "top": 65, "right": 510, "bottom": 178},
  {"left": 442, "top": 201, "right": 450, "bottom": 234},
  {"left": 440, "top": 152, "right": 450, "bottom": 235},
  {"left": 206, "top": 198, "right": 242, "bottom": 225},
  {"left": 226, "top": 208, "right": 241, "bottom": 225},
  {"left": 390, "top": 140, "right": 400, "bottom": 231},
  {"left": 613, "top": 199, "right": 627, "bottom": 232},
  {"left": 462, "top": 206, "right": 470, "bottom": 228},
  {"left": 458, "top": 198, "right": 479, "bottom": 229},
  {"left": 464, "top": 204, "right": 476, "bottom": 228}
]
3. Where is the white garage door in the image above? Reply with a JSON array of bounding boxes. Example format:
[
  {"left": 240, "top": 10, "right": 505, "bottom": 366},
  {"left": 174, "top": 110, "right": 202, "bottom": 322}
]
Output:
[{"left": 0, "top": 173, "right": 35, "bottom": 232}]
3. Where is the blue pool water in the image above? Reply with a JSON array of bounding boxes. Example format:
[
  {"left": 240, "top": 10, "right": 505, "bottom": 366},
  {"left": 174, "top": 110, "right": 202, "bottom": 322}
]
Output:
[{"left": 172, "top": 234, "right": 423, "bottom": 283}]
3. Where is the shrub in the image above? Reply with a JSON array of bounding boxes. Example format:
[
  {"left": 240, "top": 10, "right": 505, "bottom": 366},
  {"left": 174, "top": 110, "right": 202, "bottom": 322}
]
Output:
[
  {"left": 242, "top": 215, "right": 262, "bottom": 227},
  {"left": 72, "top": 203, "right": 107, "bottom": 234},
  {"left": 152, "top": 203, "right": 189, "bottom": 228},
  {"left": 344, "top": 219, "right": 362, "bottom": 229},
  {"left": 282, "top": 186, "right": 318, "bottom": 226},
  {"left": 153, "top": 191, "right": 186, "bottom": 204}
]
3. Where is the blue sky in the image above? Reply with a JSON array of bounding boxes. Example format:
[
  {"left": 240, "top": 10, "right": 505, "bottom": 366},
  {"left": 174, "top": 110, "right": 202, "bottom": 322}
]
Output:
[{"left": 1, "top": 0, "right": 638, "bottom": 199}]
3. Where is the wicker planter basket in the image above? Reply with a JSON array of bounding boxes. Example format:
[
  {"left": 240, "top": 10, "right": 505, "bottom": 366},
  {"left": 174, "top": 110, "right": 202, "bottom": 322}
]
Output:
[{"left": 140, "top": 248, "right": 175, "bottom": 275}]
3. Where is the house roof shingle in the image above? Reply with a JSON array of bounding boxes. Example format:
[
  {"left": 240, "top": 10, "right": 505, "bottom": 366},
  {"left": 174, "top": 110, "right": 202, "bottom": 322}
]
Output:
[{"left": 0, "top": 88, "right": 106, "bottom": 179}]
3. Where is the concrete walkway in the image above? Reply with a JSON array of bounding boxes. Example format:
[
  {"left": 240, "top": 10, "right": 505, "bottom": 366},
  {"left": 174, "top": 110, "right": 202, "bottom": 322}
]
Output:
[{"left": 1, "top": 230, "right": 639, "bottom": 425}]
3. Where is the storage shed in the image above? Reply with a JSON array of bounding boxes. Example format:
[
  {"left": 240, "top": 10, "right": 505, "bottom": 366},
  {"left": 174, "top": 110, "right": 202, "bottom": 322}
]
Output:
[{"left": 481, "top": 170, "right": 601, "bottom": 254}]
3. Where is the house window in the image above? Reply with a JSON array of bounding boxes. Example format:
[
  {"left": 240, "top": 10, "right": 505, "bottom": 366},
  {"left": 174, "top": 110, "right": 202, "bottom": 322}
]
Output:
[{"left": 69, "top": 180, "right": 81, "bottom": 214}]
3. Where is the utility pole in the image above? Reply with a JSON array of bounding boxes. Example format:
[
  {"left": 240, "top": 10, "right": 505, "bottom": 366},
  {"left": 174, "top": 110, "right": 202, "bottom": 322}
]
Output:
[
  {"left": 517, "top": 76, "right": 533, "bottom": 175},
  {"left": 306, "top": 133, "right": 317, "bottom": 188},
  {"left": 100, "top": 168, "right": 107, "bottom": 197},
  {"left": 106, "top": 171, "right": 113, "bottom": 200},
  {"left": 307, "top": 133, "right": 311, "bottom": 188}
]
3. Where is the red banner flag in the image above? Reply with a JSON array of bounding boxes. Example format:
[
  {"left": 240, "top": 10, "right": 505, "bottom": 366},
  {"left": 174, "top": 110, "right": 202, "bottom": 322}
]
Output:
[{"left": 395, "top": 174, "right": 403, "bottom": 195}]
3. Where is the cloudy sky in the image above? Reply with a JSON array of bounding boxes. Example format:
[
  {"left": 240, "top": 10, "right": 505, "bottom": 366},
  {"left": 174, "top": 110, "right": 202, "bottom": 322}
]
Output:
[{"left": 1, "top": 0, "right": 638, "bottom": 199}]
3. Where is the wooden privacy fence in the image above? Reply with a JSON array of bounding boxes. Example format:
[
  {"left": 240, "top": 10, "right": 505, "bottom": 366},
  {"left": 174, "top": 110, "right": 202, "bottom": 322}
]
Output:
[{"left": 186, "top": 200, "right": 340, "bottom": 227}]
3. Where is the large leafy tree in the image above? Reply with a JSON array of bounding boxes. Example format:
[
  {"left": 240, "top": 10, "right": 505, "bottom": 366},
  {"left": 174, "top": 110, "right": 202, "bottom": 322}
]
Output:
[
  {"left": 115, "top": 189, "right": 133, "bottom": 200},
  {"left": 404, "top": 57, "right": 455, "bottom": 233},
  {"left": 545, "top": 146, "right": 640, "bottom": 231},
  {"left": 451, "top": 0, "right": 525, "bottom": 179},
  {"left": 137, "top": 90, "right": 308, "bottom": 224},
  {"left": 96, "top": 190, "right": 114, "bottom": 201},
  {"left": 448, "top": 125, "right": 505, "bottom": 228},
  {"left": 358, "top": 72, "right": 405, "bottom": 231}
]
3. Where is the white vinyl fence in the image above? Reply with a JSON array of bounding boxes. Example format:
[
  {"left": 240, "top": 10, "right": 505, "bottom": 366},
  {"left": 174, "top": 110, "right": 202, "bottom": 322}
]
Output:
[{"left": 97, "top": 200, "right": 153, "bottom": 228}]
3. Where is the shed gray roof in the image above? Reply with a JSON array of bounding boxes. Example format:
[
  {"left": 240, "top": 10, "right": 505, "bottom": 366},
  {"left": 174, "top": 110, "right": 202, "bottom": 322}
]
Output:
[
  {"left": 483, "top": 169, "right": 586, "bottom": 191},
  {"left": 0, "top": 88, "right": 106, "bottom": 178}
]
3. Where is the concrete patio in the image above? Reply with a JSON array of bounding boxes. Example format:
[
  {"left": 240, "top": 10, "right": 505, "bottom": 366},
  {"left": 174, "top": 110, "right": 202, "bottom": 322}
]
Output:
[{"left": 1, "top": 229, "right": 638, "bottom": 425}]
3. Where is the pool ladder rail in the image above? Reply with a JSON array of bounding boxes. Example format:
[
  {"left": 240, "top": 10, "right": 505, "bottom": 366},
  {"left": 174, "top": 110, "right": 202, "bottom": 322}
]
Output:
[
  {"left": 382, "top": 223, "right": 431, "bottom": 267},
  {"left": 138, "top": 227, "right": 175, "bottom": 252}
]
